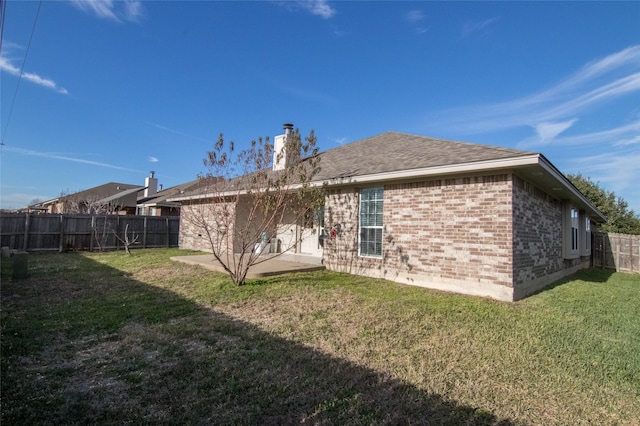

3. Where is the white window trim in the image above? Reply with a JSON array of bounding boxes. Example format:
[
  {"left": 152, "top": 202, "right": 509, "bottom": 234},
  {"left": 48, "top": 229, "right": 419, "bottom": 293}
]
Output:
[
  {"left": 581, "top": 215, "right": 592, "bottom": 257},
  {"left": 358, "top": 187, "right": 384, "bottom": 258},
  {"left": 562, "top": 203, "right": 583, "bottom": 259}
]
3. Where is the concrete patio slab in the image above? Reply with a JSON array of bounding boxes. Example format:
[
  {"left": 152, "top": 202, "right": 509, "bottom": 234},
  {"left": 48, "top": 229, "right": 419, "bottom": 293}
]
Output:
[{"left": 170, "top": 253, "right": 325, "bottom": 278}]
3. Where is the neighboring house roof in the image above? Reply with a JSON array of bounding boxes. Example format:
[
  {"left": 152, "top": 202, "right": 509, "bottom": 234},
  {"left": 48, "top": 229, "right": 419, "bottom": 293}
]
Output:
[
  {"left": 98, "top": 186, "right": 144, "bottom": 206},
  {"left": 41, "top": 182, "right": 142, "bottom": 206},
  {"left": 169, "top": 131, "right": 606, "bottom": 222},
  {"left": 137, "top": 179, "right": 204, "bottom": 208}
]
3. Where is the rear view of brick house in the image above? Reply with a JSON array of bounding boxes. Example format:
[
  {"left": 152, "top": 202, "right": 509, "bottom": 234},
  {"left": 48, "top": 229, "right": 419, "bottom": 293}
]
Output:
[{"left": 175, "top": 128, "right": 605, "bottom": 301}]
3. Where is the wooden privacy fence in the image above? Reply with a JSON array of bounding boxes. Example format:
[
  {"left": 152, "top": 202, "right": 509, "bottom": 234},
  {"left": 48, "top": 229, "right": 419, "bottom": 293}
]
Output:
[
  {"left": 593, "top": 232, "right": 639, "bottom": 274},
  {"left": 0, "top": 213, "right": 180, "bottom": 252}
]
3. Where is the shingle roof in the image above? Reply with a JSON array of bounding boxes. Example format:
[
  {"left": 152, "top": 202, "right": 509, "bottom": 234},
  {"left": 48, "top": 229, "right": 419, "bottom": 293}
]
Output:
[
  {"left": 137, "top": 179, "right": 206, "bottom": 206},
  {"left": 313, "top": 132, "right": 534, "bottom": 181},
  {"left": 169, "top": 131, "right": 606, "bottom": 222},
  {"left": 41, "top": 182, "right": 141, "bottom": 205},
  {"left": 98, "top": 186, "right": 144, "bottom": 204},
  {"left": 171, "top": 132, "right": 537, "bottom": 200}
]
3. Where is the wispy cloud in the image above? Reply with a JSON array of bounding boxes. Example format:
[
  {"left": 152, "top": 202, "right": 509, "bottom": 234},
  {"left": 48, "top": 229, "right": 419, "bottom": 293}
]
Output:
[
  {"left": 69, "top": 0, "right": 144, "bottom": 23},
  {"left": 145, "top": 121, "right": 215, "bottom": 144},
  {"left": 532, "top": 120, "right": 640, "bottom": 148},
  {"left": 332, "top": 136, "right": 349, "bottom": 146},
  {"left": 0, "top": 56, "right": 68, "bottom": 94},
  {"left": 278, "top": 82, "right": 339, "bottom": 105},
  {"left": 432, "top": 45, "right": 640, "bottom": 143},
  {"left": 568, "top": 148, "right": 640, "bottom": 211},
  {"left": 3, "top": 146, "right": 139, "bottom": 172},
  {"left": 405, "top": 10, "right": 428, "bottom": 34},
  {"left": 331, "top": 25, "right": 346, "bottom": 38},
  {"left": 123, "top": 0, "right": 143, "bottom": 21},
  {"left": 462, "top": 17, "right": 499, "bottom": 38},
  {"left": 300, "top": 0, "right": 336, "bottom": 19},
  {"left": 406, "top": 10, "right": 424, "bottom": 23},
  {"left": 424, "top": 45, "right": 640, "bottom": 211},
  {"left": 274, "top": 1, "right": 336, "bottom": 19},
  {"left": 147, "top": 156, "right": 159, "bottom": 163},
  {"left": 533, "top": 119, "right": 578, "bottom": 145}
]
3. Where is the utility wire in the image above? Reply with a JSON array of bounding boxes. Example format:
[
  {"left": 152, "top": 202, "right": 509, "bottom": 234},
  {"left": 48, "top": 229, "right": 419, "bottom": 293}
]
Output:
[
  {"left": 1, "top": 0, "right": 43, "bottom": 145},
  {"left": 0, "top": 0, "right": 7, "bottom": 54}
]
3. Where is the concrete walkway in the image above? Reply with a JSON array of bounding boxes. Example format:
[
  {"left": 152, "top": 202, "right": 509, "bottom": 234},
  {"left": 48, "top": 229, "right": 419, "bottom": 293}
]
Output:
[{"left": 170, "top": 253, "right": 325, "bottom": 278}]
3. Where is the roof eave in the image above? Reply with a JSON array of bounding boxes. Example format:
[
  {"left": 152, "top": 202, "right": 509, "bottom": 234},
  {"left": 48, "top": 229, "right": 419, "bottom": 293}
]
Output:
[
  {"left": 536, "top": 155, "right": 607, "bottom": 222},
  {"left": 167, "top": 154, "right": 606, "bottom": 223}
]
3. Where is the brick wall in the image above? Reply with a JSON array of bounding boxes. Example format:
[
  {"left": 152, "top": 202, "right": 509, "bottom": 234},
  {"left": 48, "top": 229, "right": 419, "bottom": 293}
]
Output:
[
  {"left": 178, "top": 200, "right": 236, "bottom": 253},
  {"left": 323, "top": 174, "right": 515, "bottom": 297},
  {"left": 512, "top": 176, "right": 563, "bottom": 286},
  {"left": 323, "top": 188, "right": 363, "bottom": 272}
]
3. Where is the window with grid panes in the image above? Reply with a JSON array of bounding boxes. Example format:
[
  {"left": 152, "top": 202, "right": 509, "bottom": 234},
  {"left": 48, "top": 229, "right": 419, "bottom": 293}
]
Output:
[{"left": 359, "top": 187, "right": 383, "bottom": 257}]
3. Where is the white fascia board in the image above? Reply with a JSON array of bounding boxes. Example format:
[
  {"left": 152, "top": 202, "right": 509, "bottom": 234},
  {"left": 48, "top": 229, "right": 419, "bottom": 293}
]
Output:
[
  {"left": 41, "top": 197, "right": 61, "bottom": 205},
  {"left": 260, "top": 155, "right": 542, "bottom": 192},
  {"left": 167, "top": 189, "right": 241, "bottom": 202}
]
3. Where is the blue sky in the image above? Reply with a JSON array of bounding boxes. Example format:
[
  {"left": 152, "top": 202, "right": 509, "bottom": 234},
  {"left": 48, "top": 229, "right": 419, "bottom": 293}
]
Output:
[{"left": 1, "top": 0, "right": 639, "bottom": 213}]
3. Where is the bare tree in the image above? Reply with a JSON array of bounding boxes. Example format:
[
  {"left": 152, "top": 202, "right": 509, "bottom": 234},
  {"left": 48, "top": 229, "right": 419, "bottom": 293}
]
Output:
[
  {"left": 91, "top": 215, "right": 112, "bottom": 252},
  {"left": 113, "top": 223, "right": 140, "bottom": 254},
  {"left": 57, "top": 190, "right": 117, "bottom": 215},
  {"left": 181, "top": 127, "right": 324, "bottom": 285}
]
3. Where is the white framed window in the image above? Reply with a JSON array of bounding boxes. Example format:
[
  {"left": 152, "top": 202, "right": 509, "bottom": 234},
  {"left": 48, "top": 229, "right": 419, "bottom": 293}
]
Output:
[
  {"left": 571, "top": 208, "right": 579, "bottom": 252},
  {"left": 563, "top": 204, "right": 583, "bottom": 259},
  {"left": 359, "top": 187, "right": 383, "bottom": 257},
  {"left": 582, "top": 216, "right": 591, "bottom": 256}
]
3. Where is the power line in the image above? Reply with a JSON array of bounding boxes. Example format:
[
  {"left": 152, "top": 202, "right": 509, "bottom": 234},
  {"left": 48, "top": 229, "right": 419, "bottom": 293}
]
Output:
[
  {"left": 1, "top": 0, "right": 43, "bottom": 145},
  {"left": 0, "top": 0, "right": 7, "bottom": 54}
]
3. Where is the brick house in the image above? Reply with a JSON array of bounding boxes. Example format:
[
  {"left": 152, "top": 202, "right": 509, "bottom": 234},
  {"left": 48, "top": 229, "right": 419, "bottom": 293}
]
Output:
[{"left": 174, "top": 128, "right": 605, "bottom": 301}]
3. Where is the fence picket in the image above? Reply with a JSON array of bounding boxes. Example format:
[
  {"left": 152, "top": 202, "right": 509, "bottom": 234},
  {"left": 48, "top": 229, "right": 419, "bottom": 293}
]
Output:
[
  {"left": 0, "top": 213, "right": 179, "bottom": 252},
  {"left": 593, "top": 232, "right": 639, "bottom": 274}
]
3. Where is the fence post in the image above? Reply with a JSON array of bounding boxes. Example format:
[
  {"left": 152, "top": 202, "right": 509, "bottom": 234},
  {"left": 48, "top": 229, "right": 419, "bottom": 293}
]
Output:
[
  {"left": 630, "top": 235, "right": 634, "bottom": 273},
  {"left": 59, "top": 214, "right": 65, "bottom": 252},
  {"left": 615, "top": 235, "right": 620, "bottom": 271},
  {"left": 601, "top": 234, "right": 607, "bottom": 269},
  {"left": 143, "top": 216, "right": 148, "bottom": 249},
  {"left": 116, "top": 215, "right": 120, "bottom": 250},
  {"left": 90, "top": 215, "right": 95, "bottom": 251},
  {"left": 165, "top": 217, "right": 170, "bottom": 248},
  {"left": 22, "top": 213, "right": 31, "bottom": 252}
]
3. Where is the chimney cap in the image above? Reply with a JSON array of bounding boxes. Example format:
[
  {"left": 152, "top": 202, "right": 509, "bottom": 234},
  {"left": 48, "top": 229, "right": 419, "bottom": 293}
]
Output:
[
  {"left": 149, "top": 171, "right": 155, "bottom": 178},
  {"left": 283, "top": 123, "right": 294, "bottom": 130}
]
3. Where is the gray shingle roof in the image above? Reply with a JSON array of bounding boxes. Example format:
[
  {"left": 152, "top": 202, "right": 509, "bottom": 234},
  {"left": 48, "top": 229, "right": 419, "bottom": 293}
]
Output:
[
  {"left": 172, "top": 132, "right": 536, "bottom": 200},
  {"left": 314, "top": 132, "right": 534, "bottom": 181},
  {"left": 41, "top": 182, "right": 142, "bottom": 205},
  {"left": 137, "top": 177, "right": 221, "bottom": 206}
]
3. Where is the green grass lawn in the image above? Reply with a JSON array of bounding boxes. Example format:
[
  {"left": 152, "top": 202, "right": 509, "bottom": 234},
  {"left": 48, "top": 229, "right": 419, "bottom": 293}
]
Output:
[{"left": 1, "top": 249, "right": 638, "bottom": 425}]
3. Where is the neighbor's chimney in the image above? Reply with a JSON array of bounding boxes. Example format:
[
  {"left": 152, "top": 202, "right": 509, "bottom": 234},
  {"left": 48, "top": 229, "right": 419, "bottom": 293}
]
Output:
[
  {"left": 144, "top": 171, "right": 158, "bottom": 197},
  {"left": 273, "top": 123, "right": 295, "bottom": 171}
]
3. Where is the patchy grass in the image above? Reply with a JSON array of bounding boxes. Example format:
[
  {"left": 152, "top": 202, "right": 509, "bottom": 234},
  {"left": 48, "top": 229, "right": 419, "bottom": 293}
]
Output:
[{"left": 1, "top": 249, "right": 638, "bottom": 424}]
